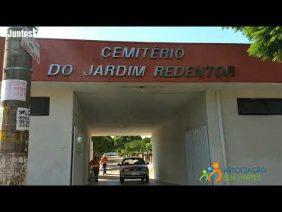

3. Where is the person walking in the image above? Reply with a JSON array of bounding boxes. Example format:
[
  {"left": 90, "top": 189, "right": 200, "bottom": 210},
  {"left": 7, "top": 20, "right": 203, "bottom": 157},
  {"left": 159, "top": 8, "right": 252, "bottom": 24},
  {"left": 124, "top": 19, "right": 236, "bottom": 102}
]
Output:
[
  {"left": 99, "top": 154, "right": 109, "bottom": 175},
  {"left": 89, "top": 155, "right": 100, "bottom": 182}
]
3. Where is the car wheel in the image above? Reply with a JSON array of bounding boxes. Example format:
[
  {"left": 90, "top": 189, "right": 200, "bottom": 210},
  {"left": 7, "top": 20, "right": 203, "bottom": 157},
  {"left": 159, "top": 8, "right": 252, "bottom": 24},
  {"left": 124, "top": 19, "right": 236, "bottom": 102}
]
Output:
[{"left": 120, "top": 178, "right": 124, "bottom": 184}]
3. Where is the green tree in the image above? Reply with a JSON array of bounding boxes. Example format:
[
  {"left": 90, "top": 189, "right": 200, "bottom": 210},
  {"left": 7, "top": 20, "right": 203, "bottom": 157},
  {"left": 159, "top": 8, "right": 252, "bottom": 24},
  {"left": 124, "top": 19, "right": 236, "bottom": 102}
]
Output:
[
  {"left": 143, "top": 138, "right": 152, "bottom": 162},
  {"left": 91, "top": 136, "right": 152, "bottom": 159},
  {"left": 113, "top": 136, "right": 142, "bottom": 150},
  {"left": 92, "top": 136, "right": 114, "bottom": 155},
  {"left": 117, "top": 147, "right": 126, "bottom": 157},
  {"left": 229, "top": 26, "right": 282, "bottom": 62},
  {"left": 116, "top": 137, "right": 152, "bottom": 160}
]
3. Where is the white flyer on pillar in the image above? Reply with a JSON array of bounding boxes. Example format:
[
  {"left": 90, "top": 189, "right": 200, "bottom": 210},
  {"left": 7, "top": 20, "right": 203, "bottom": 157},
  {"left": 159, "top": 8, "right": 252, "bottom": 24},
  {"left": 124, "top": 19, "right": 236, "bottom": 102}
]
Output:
[
  {"left": 0, "top": 107, "right": 4, "bottom": 130},
  {"left": 0, "top": 79, "right": 27, "bottom": 101},
  {"left": 16, "top": 107, "right": 30, "bottom": 131}
]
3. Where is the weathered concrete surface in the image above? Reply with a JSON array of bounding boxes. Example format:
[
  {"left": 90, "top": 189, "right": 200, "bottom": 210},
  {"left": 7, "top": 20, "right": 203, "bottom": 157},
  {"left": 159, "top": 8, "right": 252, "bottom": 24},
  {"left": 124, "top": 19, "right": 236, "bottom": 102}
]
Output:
[{"left": 0, "top": 153, "right": 27, "bottom": 185}]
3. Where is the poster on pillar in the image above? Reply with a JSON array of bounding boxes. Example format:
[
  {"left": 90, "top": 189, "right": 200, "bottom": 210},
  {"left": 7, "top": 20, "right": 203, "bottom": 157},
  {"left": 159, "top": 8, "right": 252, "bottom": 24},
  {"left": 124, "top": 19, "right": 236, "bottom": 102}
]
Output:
[
  {"left": 0, "top": 80, "right": 27, "bottom": 101},
  {"left": 0, "top": 106, "right": 3, "bottom": 130},
  {"left": 16, "top": 107, "right": 30, "bottom": 131}
]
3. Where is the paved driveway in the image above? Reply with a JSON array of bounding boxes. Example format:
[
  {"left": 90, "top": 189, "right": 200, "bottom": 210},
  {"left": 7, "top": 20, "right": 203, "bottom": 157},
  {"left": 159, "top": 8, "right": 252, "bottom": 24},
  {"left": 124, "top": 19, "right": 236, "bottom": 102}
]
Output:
[{"left": 89, "top": 156, "right": 171, "bottom": 186}]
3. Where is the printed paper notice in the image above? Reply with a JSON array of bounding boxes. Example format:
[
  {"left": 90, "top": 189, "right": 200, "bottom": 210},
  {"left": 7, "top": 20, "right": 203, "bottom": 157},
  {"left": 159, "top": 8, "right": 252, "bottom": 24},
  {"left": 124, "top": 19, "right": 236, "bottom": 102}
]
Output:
[
  {"left": 0, "top": 107, "right": 3, "bottom": 130},
  {"left": 0, "top": 80, "right": 27, "bottom": 101},
  {"left": 16, "top": 107, "right": 30, "bottom": 131}
]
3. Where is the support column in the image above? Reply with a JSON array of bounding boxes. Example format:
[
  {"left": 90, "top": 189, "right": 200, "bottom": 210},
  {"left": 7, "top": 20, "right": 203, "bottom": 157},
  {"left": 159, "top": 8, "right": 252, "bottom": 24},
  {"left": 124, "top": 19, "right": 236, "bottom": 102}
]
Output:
[
  {"left": 205, "top": 90, "right": 228, "bottom": 185},
  {"left": 0, "top": 27, "right": 33, "bottom": 185}
]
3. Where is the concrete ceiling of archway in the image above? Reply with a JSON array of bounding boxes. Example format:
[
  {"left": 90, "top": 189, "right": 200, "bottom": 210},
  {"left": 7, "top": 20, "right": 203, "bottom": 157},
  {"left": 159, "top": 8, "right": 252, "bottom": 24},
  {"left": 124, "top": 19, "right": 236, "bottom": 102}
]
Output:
[{"left": 74, "top": 83, "right": 202, "bottom": 136}]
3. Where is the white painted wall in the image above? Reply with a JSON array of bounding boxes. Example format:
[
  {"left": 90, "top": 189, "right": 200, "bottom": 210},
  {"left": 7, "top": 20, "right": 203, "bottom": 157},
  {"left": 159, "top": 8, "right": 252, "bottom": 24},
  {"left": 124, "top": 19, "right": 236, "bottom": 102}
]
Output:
[
  {"left": 205, "top": 90, "right": 228, "bottom": 185},
  {"left": 185, "top": 125, "right": 211, "bottom": 185},
  {"left": 152, "top": 115, "right": 188, "bottom": 184},
  {"left": 184, "top": 93, "right": 210, "bottom": 185},
  {"left": 71, "top": 93, "right": 91, "bottom": 185},
  {"left": 24, "top": 83, "right": 282, "bottom": 185},
  {"left": 27, "top": 87, "right": 74, "bottom": 185},
  {"left": 152, "top": 93, "right": 208, "bottom": 185},
  {"left": 218, "top": 89, "right": 282, "bottom": 185},
  {"left": 184, "top": 93, "right": 207, "bottom": 130}
]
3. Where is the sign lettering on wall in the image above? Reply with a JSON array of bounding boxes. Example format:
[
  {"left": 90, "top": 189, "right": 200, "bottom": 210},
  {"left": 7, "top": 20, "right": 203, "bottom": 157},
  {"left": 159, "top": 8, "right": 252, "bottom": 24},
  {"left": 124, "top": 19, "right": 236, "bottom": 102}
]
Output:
[{"left": 47, "top": 46, "right": 236, "bottom": 79}]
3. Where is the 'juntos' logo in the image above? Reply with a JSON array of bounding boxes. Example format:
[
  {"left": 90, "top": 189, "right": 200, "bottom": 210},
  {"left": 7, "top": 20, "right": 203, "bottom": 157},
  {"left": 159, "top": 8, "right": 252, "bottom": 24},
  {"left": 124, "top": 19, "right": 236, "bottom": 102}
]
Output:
[
  {"left": 7, "top": 28, "right": 36, "bottom": 38},
  {"left": 199, "top": 162, "right": 223, "bottom": 183}
]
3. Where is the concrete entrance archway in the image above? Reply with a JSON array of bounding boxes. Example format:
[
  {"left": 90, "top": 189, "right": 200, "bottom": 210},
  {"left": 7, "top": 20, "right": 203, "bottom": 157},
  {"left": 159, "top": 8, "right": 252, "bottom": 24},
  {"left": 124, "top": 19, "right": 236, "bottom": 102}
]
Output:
[
  {"left": 70, "top": 82, "right": 210, "bottom": 185},
  {"left": 16, "top": 37, "right": 282, "bottom": 185}
]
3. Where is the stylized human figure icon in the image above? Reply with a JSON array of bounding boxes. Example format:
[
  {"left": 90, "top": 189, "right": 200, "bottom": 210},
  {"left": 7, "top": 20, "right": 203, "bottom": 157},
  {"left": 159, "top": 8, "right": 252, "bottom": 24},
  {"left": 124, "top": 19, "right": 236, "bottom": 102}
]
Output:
[
  {"left": 207, "top": 166, "right": 213, "bottom": 173},
  {"left": 199, "top": 169, "right": 209, "bottom": 182},
  {"left": 206, "top": 166, "right": 216, "bottom": 181},
  {"left": 208, "top": 162, "right": 223, "bottom": 183}
]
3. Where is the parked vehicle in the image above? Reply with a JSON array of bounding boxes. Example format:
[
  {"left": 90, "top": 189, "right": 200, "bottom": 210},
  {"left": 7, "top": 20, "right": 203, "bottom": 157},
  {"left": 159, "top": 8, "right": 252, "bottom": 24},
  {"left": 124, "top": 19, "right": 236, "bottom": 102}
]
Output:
[
  {"left": 105, "top": 152, "right": 118, "bottom": 157},
  {"left": 118, "top": 157, "right": 149, "bottom": 184}
]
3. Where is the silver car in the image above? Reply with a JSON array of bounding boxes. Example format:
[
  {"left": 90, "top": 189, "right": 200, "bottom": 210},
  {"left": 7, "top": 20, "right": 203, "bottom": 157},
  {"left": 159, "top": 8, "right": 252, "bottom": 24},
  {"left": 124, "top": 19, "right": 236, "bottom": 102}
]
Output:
[{"left": 118, "top": 157, "right": 149, "bottom": 184}]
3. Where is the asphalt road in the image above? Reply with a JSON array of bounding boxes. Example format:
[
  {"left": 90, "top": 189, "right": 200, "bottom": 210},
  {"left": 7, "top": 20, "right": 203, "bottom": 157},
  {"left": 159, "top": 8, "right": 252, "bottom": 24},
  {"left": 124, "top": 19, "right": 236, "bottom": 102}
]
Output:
[{"left": 89, "top": 156, "right": 171, "bottom": 186}]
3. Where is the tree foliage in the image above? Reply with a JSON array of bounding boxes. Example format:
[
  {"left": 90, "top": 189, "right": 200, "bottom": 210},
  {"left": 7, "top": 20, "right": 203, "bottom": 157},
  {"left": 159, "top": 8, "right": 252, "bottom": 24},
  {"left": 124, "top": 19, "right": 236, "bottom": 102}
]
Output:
[
  {"left": 92, "top": 136, "right": 152, "bottom": 156},
  {"left": 92, "top": 136, "right": 114, "bottom": 155},
  {"left": 116, "top": 137, "right": 152, "bottom": 157},
  {"left": 92, "top": 136, "right": 152, "bottom": 159},
  {"left": 113, "top": 136, "right": 142, "bottom": 149},
  {"left": 230, "top": 26, "right": 282, "bottom": 62}
]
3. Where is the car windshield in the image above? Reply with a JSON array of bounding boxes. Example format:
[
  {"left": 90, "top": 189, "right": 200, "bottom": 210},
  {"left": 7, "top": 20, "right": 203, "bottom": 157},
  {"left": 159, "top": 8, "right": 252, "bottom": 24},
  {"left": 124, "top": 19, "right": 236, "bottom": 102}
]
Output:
[{"left": 122, "top": 158, "right": 145, "bottom": 165}]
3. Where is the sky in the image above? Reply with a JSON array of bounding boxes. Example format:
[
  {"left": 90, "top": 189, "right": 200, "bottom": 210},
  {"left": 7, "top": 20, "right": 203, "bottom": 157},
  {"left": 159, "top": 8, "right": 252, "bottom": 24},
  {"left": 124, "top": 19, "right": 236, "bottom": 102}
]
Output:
[{"left": 0, "top": 27, "right": 250, "bottom": 43}]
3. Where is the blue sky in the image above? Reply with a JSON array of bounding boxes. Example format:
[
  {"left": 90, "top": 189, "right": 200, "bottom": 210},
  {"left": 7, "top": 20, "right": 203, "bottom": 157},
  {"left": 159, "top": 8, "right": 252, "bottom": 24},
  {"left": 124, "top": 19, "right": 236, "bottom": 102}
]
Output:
[{"left": 0, "top": 27, "right": 250, "bottom": 43}]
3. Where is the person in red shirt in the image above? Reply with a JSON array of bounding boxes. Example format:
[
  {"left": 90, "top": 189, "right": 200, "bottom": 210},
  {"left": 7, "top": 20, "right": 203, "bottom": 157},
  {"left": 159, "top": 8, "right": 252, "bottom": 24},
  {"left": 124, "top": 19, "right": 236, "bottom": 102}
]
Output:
[
  {"left": 89, "top": 155, "right": 99, "bottom": 181},
  {"left": 99, "top": 154, "right": 109, "bottom": 175}
]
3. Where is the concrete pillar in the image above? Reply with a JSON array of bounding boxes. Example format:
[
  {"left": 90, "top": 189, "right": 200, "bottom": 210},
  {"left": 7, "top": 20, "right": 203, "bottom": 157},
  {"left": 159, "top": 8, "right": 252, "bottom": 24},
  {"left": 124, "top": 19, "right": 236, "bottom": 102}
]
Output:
[
  {"left": 205, "top": 90, "right": 228, "bottom": 185},
  {"left": 151, "top": 116, "right": 188, "bottom": 185}
]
